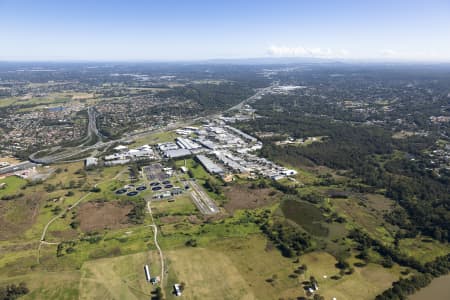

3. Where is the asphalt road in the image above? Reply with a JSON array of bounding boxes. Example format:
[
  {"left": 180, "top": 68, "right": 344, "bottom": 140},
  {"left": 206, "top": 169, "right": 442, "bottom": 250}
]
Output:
[
  {"left": 0, "top": 161, "right": 38, "bottom": 175},
  {"left": 27, "top": 85, "right": 273, "bottom": 165}
]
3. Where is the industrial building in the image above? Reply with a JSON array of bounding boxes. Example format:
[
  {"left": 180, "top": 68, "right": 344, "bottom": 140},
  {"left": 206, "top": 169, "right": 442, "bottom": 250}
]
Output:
[
  {"left": 214, "top": 151, "right": 248, "bottom": 174},
  {"left": 196, "top": 155, "right": 224, "bottom": 175},
  {"left": 157, "top": 142, "right": 179, "bottom": 152},
  {"left": 85, "top": 157, "right": 98, "bottom": 168},
  {"left": 225, "top": 125, "right": 258, "bottom": 142},
  {"left": 157, "top": 141, "right": 193, "bottom": 158},
  {"left": 176, "top": 137, "right": 202, "bottom": 151},
  {"left": 163, "top": 148, "right": 191, "bottom": 159},
  {"left": 144, "top": 265, "right": 151, "bottom": 282},
  {"left": 196, "top": 138, "right": 219, "bottom": 150},
  {"left": 105, "top": 144, "right": 156, "bottom": 161},
  {"left": 154, "top": 119, "right": 299, "bottom": 181},
  {"left": 114, "top": 145, "right": 128, "bottom": 152},
  {"left": 173, "top": 284, "right": 182, "bottom": 296},
  {"left": 153, "top": 191, "right": 172, "bottom": 199},
  {"left": 104, "top": 159, "right": 130, "bottom": 166},
  {"left": 171, "top": 187, "right": 184, "bottom": 195}
]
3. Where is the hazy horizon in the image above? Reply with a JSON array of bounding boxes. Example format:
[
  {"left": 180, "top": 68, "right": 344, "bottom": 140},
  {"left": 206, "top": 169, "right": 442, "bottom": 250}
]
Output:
[{"left": 1, "top": 0, "right": 450, "bottom": 62}]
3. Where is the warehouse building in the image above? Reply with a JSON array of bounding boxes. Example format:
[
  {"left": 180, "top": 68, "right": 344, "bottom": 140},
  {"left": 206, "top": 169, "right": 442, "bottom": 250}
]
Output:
[
  {"left": 163, "top": 148, "right": 191, "bottom": 159},
  {"left": 196, "top": 155, "right": 224, "bottom": 175},
  {"left": 225, "top": 125, "right": 258, "bottom": 142},
  {"left": 85, "top": 157, "right": 98, "bottom": 168},
  {"left": 157, "top": 142, "right": 179, "bottom": 152},
  {"left": 176, "top": 137, "right": 202, "bottom": 150}
]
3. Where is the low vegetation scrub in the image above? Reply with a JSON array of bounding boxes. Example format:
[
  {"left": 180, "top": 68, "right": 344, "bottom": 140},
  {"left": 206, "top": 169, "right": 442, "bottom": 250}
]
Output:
[{"left": 0, "top": 282, "right": 29, "bottom": 300}]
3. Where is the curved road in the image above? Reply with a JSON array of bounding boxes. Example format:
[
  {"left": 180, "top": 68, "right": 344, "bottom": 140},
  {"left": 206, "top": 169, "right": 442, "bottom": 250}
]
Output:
[
  {"left": 30, "top": 106, "right": 109, "bottom": 164},
  {"left": 29, "top": 85, "right": 273, "bottom": 165}
]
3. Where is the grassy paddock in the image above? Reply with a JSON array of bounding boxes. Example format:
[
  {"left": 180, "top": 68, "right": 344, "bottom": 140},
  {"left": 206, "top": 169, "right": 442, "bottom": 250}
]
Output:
[
  {"left": 151, "top": 194, "right": 198, "bottom": 216},
  {"left": 0, "top": 176, "right": 27, "bottom": 198},
  {"left": 130, "top": 131, "right": 178, "bottom": 148},
  {"left": 79, "top": 251, "right": 159, "bottom": 300},
  {"left": 0, "top": 271, "right": 80, "bottom": 300},
  {"left": 281, "top": 199, "right": 329, "bottom": 236},
  {"left": 331, "top": 197, "right": 397, "bottom": 244},
  {"left": 399, "top": 237, "right": 449, "bottom": 263},
  {"left": 299, "top": 251, "right": 401, "bottom": 300},
  {"left": 165, "top": 247, "right": 255, "bottom": 300}
]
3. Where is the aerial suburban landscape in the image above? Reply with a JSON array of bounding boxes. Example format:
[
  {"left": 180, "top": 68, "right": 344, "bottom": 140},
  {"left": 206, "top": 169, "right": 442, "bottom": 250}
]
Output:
[{"left": 0, "top": 1, "right": 449, "bottom": 300}]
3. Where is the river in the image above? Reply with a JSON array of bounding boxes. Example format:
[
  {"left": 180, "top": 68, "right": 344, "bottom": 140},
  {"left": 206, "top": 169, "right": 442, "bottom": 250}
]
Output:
[{"left": 409, "top": 274, "right": 450, "bottom": 300}]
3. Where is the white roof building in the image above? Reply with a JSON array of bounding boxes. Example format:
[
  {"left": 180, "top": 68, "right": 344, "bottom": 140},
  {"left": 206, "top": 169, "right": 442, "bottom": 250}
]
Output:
[
  {"left": 114, "top": 145, "right": 128, "bottom": 152},
  {"left": 164, "top": 149, "right": 191, "bottom": 159}
]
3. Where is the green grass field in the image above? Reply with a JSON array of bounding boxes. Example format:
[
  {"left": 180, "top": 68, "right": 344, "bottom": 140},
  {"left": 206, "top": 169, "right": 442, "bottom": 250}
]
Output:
[
  {"left": 165, "top": 247, "right": 255, "bottom": 300},
  {"left": 281, "top": 198, "right": 329, "bottom": 236},
  {"left": 178, "top": 158, "right": 226, "bottom": 202},
  {"left": 299, "top": 251, "right": 402, "bottom": 300},
  {"left": 1, "top": 272, "right": 80, "bottom": 300},
  {"left": 130, "top": 131, "right": 178, "bottom": 148},
  {"left": 79, "top": 251, "right": 160, "bottom": 300},
  {"left": 0, "top": 146, "right": 448, "bottom": 300},
  {"left": 399, "top": 237, "right": 449, "bottom": 263},
  {"left": 330, "top": 197, "right": 397, "bottom": 244},
  {"left": 151, "top": 194, "right": 198, "bottom": 216},
  {"left": 0, "top": 176, "right": 27, "bottom": 198},
  {"left": 0, "top": 91, "right": 96, "bottom": 108}
]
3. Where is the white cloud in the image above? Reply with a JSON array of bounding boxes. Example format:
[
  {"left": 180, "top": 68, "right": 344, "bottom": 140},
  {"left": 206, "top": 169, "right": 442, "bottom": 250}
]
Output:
[
  {"left": 380, "top": 49, "right": 397, "bottom": 57},
  {"left": 267, "top": 45, "right": 349, "bottom": 58}
]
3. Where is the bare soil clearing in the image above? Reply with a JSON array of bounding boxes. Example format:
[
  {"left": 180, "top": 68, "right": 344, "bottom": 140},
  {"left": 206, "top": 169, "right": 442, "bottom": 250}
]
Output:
[
  {"left": 0, "top": 193, "right": 42, "bottom": 240},
  {"left": 77, "top": 201, "right": 132, "bottom": 232},
  {"left": 223, "top": 184, "right": 278, "bottom": 212}
]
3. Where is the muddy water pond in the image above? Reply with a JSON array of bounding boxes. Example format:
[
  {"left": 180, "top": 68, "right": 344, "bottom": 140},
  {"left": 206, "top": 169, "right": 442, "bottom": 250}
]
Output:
[{"left": 409, "top": 274, "right": 450, "bottom": 300}]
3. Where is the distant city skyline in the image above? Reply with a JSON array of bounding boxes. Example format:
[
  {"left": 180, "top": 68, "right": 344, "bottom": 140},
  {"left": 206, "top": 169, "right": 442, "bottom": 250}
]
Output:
[{"left": 1, "top": 0, "right": 449, "bottom": 62}]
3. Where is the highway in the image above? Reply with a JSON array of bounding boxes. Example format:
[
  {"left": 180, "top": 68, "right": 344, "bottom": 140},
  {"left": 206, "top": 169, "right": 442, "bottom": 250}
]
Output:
[
  {"left": 81, "top": 107, "right": 105, "bottom": 145},
  {"left": 27, "top": 85, "right": 272, "bottom": 165},
  {"left": 225, "top": 82, "right": 277, "bottom": 112},
  {"left": 29, "top": 106, "right": 113, "bottom": 164}
]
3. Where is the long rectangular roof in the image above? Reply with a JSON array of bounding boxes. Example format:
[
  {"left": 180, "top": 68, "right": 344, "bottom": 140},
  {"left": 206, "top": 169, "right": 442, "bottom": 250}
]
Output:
[
  {"left": 196, "top": 155, "right": 224, "bottom": 174},
  {"left": 164, "top": 148, "right": 191, "bottom": 158}
]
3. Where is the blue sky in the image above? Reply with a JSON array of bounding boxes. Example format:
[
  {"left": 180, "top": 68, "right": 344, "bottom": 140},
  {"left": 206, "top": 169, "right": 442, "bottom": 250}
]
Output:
[{"left": 1, "top": 0, "right": 449, "bottom": 61}]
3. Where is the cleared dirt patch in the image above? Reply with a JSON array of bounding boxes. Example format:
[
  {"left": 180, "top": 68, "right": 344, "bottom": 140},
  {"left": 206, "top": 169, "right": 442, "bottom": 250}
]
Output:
[
  {"left": 49, "top": 229, "right": 79, "bottom": 240},
  {"left": 0, "top": 157, "right": 21, "bottom": 165},
  {"left": 223, "top": 184, "right": 279, "bottom": 213},
  {"left": 77, "top": 201, "right": 132, "bottom": 232},
  {"left": 187, "top": 215, "right": 202, "bottom": 224},
  {"left": 159, "top": 215, "right": 184, "bottom": 224},
  {"left": 0, "top": 192, "right": 42, "bottom": 240},
  {"left": 365, "top": 193, "right": 395, "bottom": 212}
]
